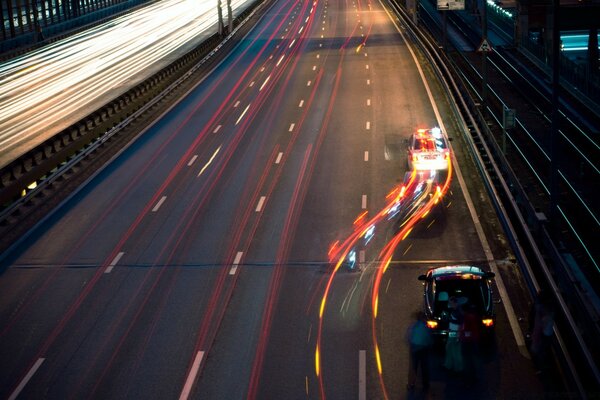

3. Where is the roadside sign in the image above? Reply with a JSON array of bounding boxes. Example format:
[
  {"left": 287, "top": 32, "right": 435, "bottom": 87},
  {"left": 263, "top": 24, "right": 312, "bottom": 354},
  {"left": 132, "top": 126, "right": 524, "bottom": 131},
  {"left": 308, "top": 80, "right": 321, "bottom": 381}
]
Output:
[
  {"left": 478, "top": 39, "right": 493, "bottom": 52},
  {"left": 437, "top": 0, "right": 465, "bottom": 10}
]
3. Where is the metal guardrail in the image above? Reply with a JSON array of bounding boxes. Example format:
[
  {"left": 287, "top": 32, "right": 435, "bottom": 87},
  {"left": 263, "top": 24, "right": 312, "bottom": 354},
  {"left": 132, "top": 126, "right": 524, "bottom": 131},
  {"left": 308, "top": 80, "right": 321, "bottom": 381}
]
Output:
[{"left": 385, "top": 0, "right": 599, "bottom": 397}]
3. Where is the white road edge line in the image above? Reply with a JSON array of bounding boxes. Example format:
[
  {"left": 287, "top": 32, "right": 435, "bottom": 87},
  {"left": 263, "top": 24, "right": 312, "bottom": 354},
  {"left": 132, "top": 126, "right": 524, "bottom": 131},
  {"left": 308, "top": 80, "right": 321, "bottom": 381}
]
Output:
[
  {"left": 359, "top": 350, "right": 366, "bottom": 400},
  {"left": 179, "top": 351, "right": 204, "bottom": 400},
  {"left": 382, "top": 0, "right": 526, "bottom": 354},
  {"left": 230, "top": 251, "right": 243, "bottom": 275},
  {"left": 152, "top": 196, "right": 167, "bottom": 212},
  {"left": 105, "top": 251, "right": 124, "bottom": 274},
  {"left": 256, "top": 196, "right": 266, "bottom": 212},
  {"left": 9, "top": 358, "right": 45, "bottom": 400}
]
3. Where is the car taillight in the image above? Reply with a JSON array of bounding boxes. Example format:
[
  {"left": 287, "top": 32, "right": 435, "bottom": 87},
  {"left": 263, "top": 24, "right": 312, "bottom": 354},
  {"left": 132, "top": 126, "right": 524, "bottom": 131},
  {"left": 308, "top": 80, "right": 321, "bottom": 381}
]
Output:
[
  {"left": 426, "top": 320, "right": 438, "bottom": 329},
  {"left": 482, "top": 318, "right": 494, "bottom": 327}
]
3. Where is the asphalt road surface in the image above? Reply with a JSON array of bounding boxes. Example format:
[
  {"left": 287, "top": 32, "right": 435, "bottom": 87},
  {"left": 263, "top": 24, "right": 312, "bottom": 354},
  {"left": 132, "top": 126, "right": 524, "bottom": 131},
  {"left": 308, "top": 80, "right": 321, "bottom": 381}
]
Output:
[{"left": 0, "top": 0, "right": 559, "bottom": 398}]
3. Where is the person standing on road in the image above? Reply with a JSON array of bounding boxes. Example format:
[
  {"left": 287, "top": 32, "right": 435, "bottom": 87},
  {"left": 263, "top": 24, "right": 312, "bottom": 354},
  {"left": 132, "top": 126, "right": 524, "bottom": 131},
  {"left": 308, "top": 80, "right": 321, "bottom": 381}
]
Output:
[
  {"left": 461, "top": 303, "right": 481, "bottom": 382},
  {"left": 406, "top": 311, "right": 433, "bottom": 390},
  {"left": 443, "top": 296, "right": 464, "bottom": 373}
]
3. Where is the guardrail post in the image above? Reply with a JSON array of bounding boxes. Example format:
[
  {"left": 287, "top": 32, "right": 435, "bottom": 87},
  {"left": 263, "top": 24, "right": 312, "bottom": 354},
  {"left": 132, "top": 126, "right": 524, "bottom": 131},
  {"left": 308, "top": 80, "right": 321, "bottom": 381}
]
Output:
[{"left": 217, "top": 0, "right": 224, "bottom": 36}]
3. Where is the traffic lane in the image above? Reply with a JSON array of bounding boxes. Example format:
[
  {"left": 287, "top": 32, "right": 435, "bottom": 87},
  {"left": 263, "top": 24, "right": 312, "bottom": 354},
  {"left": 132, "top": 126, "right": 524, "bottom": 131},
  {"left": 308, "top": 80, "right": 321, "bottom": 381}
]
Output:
[
  {"left": 0, "top": 0, "right": 310, "bottom": 396},
  {"left": 377, "top": 262, "right": 545, "bottom": 399}
]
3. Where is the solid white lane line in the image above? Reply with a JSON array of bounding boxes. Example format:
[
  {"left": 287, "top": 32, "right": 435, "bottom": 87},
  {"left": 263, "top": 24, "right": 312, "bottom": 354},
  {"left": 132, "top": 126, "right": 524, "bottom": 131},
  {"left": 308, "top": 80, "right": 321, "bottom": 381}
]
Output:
[
  {"left": 188, "top": 155, "right": 198, "bottom": 166},
  {"left": 235, "top": 104, "right": 250, "bottom": 125},
  {"left": 289, "top": 123, "right": 295, "bottom": 132},
  {"left": 366, "top": 121, "right": 370, "bottom": 130},
  {"left": 229, "top": 251, "right": 243, "bottom": 275},
  {"left": 213, "top": 125, "right": 222, "bottom": 133},
  {"left": 362, "top": 195, "right": 367, "bottom": 209},
  {"left": 152, "top": 196, "right": 167, "bottom": 212},
  {"left": 275, "top": 152, "right": 283, "bottom": 164},
  {"left": 299, "top": 100, "right": 304, "bottom": 107},
  {"left": 179, "top": 351, "right": 204, "bottom": 400},
  {"left": 8, "top": 358, "right": 45, "bottom": 400},
  {"left": 105, "top": 251, "right": 125, "bottom": 273},
  {"left": 364, "top": 151, "right": 369, "bottom": 161},
  {"left": 256, "top": 196, "right": 266, "bottom": 212},
  {"left": 234, "top": 100, "right": 240, "bottom": 108},
  {"left": 359, "top": 351, "right": 366, "bottom": 400},
  {"left": 259, "top": 75, "right": 271, "bottom": 91}
]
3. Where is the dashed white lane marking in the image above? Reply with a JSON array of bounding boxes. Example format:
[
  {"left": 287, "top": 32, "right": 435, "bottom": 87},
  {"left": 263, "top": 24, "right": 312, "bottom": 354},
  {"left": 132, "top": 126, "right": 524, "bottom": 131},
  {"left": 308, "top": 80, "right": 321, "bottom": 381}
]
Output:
[
  {"left": 366, "top": 64, "right": 369, "bottom": 70},
  {"left": 289, "top": 123, "right": 295, "bottom": 132},
  {"left": 234, "top": 100, "right": 240, "bottom": 107},
  {"left": 289, "top": 39, "right": 296, "bottom": 48},
  {"left": 316, "top": 54, "right": 320, "bottom": 58},
  {"left": 364, "top": 151, "right": 369, "bottom": 161},
  {"left": 307, "top": 80, "right": 312, "bottom": 86},
  {"left": 359, "top": 350, "right": 366, "bottom": 400},
  {"left": 213, "top": 124, "right": 222, "bottom": 133},
  {"left": 361, "top": 195, "right": 367, "bottom": 209},
  {"left": 299, "top": 26, "right": 304, "bottom": 34},
  {"left": 306, "top": 16, "right": 310, "bottom": 22},
  {"left": 367, "top": 79, "right": 370, "bottom": 85},
  {"left": 152, "top": 196, "right": 167, "bottom": 212},
  {"left": 313, "top": 65, "right": 317, "bottom": 71},
  {"left": 260, "top": 66, "right": 265, "bottom": 72},
  {"left": 367, "top": 99, "right": 371, "bottom": 106},
  {"left": 236, "top": 104, "right": 250, "bottom": 125},
  {"left": 260, "top": 75, "right": 271, "bottom": 91},
  {"left": 198, "top": 146, "right": 221, "bottom": 177},
  {"left": 249, "top": 81, "right": 255, "bottom": 87},
  {"left": 229, "top": 251, "right": 243, "bottom": 275},
  {"left": 105, "top": 251, "right": 125, "bottom": 274},
  {"left": 366, "top": 121, "right": 370, "bottom": 130},
  {"left": 276, "top": 55, "right": 285, "bottom": 67},
  {"left": 8, "top": 358, "right": 45, "bottom": 400},
  {"left": 365, "top": 53, "right": 368, "bottom": 57},
  {"left": 188, "top": 155, "right": 198, "bottom": 166},
  {"left": 275, "top": 152, "right": 283, "bottom": 164},
  {"left": 179, "top": 351, "right": 204, "bottom": 400},
  {"left": 256, "top": 196, "right": 266, "bottom": 212},
  {"left": 299, "top": 100, "right": 304, "bottom": 107}
]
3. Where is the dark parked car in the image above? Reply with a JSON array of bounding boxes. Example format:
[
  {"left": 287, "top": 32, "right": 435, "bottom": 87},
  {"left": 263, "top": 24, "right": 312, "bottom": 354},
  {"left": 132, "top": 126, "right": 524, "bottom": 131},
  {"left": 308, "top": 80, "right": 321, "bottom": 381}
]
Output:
[{"left": 418, "top": 265, "right": 496, "bottom": 339}]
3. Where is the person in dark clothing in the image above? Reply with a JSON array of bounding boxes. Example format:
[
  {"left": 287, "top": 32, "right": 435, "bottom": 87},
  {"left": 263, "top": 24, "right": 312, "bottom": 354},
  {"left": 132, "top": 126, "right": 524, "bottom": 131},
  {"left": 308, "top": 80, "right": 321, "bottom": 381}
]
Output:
[
  {"left": 406, "top": 311, "right": 433, "bottom": 390},
  {"left": 443, "top": 296, "right": 464, "bottom": 373},
  {"left": 461, "top": 303, "right": 481, "bottom": 382}
]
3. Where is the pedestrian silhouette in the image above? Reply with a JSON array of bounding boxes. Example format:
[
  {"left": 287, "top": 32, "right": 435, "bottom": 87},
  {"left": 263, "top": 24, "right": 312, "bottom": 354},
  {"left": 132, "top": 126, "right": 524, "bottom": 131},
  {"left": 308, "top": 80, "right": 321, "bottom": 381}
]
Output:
[
  {"left": 443, "top": 296, "right": 464, "bottom": 373},
  {"left": 406, "top": 311, "right": 433, "bottom": 390}
]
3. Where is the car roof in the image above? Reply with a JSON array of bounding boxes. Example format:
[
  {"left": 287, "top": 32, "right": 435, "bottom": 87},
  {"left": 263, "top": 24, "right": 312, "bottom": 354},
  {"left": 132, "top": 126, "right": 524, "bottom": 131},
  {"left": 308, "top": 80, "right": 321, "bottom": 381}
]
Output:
[{"left": 429, "top": 265, "right": 486, "bottom": 279}]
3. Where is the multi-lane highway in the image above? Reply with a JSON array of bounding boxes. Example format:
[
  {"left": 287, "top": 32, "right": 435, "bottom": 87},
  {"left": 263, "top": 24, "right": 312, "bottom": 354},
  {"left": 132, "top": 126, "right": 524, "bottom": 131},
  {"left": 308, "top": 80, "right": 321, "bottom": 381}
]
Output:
[{"left": 0, "top": 0, "right": 560, "bottom": 398}]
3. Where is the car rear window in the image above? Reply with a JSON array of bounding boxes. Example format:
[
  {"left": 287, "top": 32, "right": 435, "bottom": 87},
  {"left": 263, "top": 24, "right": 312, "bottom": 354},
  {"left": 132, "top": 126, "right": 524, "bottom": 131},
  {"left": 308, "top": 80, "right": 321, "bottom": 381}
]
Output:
[
  {"left": 433, "top": 279, "right": 485, "bottom": 314},
  {"left": 414, "top": 137, "right": 447, "bottom": 152}
]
